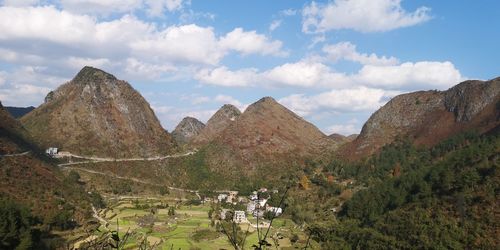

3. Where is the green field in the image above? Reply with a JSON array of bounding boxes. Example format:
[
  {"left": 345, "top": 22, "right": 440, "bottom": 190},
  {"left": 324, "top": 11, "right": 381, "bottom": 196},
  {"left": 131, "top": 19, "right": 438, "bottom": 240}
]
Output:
[{"left": 91, "top": 197, "right": 315, "bottom": 249}]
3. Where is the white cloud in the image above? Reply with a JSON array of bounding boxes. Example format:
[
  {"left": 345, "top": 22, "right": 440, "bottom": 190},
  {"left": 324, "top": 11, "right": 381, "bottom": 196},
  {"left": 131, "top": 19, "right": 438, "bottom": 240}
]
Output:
[
  {"left": 264, "top": 61, "right": 348, "bottom": 87},
  {"left": 356, "top": 61, "right": 464, "bottom": 90},
  {"left": 66, "top": 57, "right": 111, "bottom": 70},
  {"left": 326, "top": 123, "right": 359, "bottom": 136},
  {"left": 323, "top": 42, "right": 399, "bottom": 66},
  {"left": 0, "top": 72, "right": 6, "bottom": 86},
  {"left": 269, "top": 20, "right": 282, "bottom": 31},
  {"left": 214, "top": 94, "right": 247, "bottom": 111},
  {"left": 0, "top": 5, "right": 285, "bottom": 84},
  {"left": 219, "top": 28, "right": 287, "bottom": 57},
  {"left": 145, "top": 0, "right": 186, "bottom": 16},
  {"left": 131, "top": 24, "right": 223, "bottom": 65},
  {"left": 279, "top": 87, "right": 398, "bottom": 116},
  {"left": 280, "top": 8, "right": 297, "bottom": 16},
  {"left": 195, "top": 66, "right": 259, "bottom": 87},
  {"left": 59, "top": 0, "right": 142, "bottom": 15},
  {"left": 124, "top": 58, "right": 176, "bottom": 79},
  {"left": 2, "top": 0, "right": 39, "bottom": 6},
  {"left": 0, "top": 83, "right": 51, "bottom": 107},
  {"left": 196, "top": 58, "right": 463, "bottom": 91},
  {"left": 302, "top": 0, "right": 432, "bottom": 33},
  {"left": 152, "top": 105, "right": 216, "bottom": 130}
]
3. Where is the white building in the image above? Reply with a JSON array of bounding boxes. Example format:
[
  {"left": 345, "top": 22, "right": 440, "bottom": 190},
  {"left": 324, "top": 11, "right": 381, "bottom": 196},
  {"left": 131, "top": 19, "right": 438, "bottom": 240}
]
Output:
[
  {"left": 266, "top": 206, "right": 283, "bottom": 216},
  {"left": 233, "top": 210, "right": 246, "bottom": 223},
  {"left": 46, "top": 147, "right": 58, "bottom": 156},
  {"left": 217, "top": 194, "right": 228, "bottom": 203},
  {"left": 247, "top": 201, "right": 256, "bottom": 213}
]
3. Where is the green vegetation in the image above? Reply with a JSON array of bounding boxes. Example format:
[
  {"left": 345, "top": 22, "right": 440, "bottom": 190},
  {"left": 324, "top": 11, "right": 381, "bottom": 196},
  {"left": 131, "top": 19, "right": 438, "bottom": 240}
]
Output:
[
  {"left": 0, "top": 198, "right": 42, "bottom": 249},
  {"left": 307, "top": 130, "right": 499, "bottom": 249}
]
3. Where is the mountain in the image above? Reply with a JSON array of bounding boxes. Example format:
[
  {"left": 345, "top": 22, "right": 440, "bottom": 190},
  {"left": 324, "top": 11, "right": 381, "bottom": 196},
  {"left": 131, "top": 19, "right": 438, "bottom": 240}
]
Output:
[
  {"left": 172, "top": 116, "right": 205, "bottom": 145},
  {"left": 21, "top": 66, "right": 175, "bottom": 158},
  {"left": 339, "top": 77, "right": 500, "bottom": 160},
  {"left": 4, "top": 106, "right": 35, "bottom": 118},
  {"left": 192, "top": 104, "right": 241, "bottom": 145},
  {"left": 202, "top": 97, "right": 336, "bottom": 178}
]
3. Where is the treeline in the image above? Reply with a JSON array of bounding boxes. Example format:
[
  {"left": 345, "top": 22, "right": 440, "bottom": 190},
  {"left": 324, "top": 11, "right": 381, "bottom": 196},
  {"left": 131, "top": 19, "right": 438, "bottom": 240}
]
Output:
[{"left": 309, "top": 130, "right": 499, "bottom": 249}]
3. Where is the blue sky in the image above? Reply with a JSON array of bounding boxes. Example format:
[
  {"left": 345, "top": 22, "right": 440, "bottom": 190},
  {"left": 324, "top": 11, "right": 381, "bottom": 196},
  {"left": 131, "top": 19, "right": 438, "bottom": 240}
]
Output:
[{"left": 0, "top": 0, "right": 498, "bottom": 135}]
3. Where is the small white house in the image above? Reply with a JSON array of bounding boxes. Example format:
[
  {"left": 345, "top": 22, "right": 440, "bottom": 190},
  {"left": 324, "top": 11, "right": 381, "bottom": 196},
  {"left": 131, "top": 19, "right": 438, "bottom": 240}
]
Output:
[
  {"left": 233, "top": 210, "right": 246, "bottom": 223},
  {"left": 247, "top": 201, "right": 256, "bottom": 213},
  {"left": 217, "top": 194, "right": 228, "bottom": 203},
  {"left": 266, "top": 206, "right": 283, "bottom": 216},
  {"left": 46, "top": 147, "right": 58, "bottom": 156}
]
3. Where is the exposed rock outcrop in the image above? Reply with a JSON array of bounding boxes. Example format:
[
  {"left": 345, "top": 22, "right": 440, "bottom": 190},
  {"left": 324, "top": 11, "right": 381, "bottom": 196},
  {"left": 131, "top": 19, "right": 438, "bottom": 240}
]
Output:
[
  {"left": 340, "top": 77, "right": 500, "bottom": 160},
  {"left": 172, "top": 117, "right": 205, "bottom": 145}
]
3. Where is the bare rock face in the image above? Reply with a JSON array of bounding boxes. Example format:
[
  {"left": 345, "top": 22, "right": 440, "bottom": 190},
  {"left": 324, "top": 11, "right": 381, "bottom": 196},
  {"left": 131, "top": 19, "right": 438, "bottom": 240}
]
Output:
[
  {"left": 172, "top": 117, "right": 205, "bottom": 145},
  {"left": 340, "top": 77, "right": 500, "bottom": 160},
  {"left": 444, "top": 78, "right": 500, "bottom": 122},
  {"left": 192, "top": 104, "right": 241, "bottom": 144},
  {"left": 21, "top": 66, "right": 175, "bottom": 157}
]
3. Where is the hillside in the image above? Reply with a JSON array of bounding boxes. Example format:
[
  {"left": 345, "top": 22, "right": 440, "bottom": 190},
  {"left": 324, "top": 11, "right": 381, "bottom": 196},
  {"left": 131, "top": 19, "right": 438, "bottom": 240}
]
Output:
[
  {"left": 21, "top": 66, "right": 176, "bottom": 158},
  {"left": 172, "top": 116, "right": 205, "bottom": 145},
  {"left": 196, "top": 97, "right": 338, "bottom": 182},
  {"left": 339, "top": 77, "right": 500, "bottom": 160},
  {"left": 0, "top": 102, "right": 92, "bottom": 229}
]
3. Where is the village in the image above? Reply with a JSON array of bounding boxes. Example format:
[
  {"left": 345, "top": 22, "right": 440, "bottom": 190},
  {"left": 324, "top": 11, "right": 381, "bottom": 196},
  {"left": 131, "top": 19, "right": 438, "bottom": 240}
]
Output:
[{"left": 207, "top": 188, "right": 283, "bottom": 226}]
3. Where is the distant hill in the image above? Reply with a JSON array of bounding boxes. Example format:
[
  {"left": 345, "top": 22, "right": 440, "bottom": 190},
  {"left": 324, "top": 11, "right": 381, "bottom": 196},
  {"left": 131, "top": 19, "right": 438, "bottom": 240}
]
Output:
[
  {"left": 4, "top": 106, "right": 35, "bottom": 118},
  {"left": 339, "top": 77, "right": 500, "bottom": 160},
  {"left": 172, "top": 116, "right": 205, "bottom": 145},
  {"left": 21, "top": 66, "right": 176, "bottom": 158}
]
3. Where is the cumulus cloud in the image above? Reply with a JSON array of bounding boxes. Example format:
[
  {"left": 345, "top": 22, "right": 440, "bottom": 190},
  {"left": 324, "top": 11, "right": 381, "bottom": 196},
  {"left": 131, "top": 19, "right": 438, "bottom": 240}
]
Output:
[
  {"left": 355, "top": 61, "right": 464, "bottom": 90},
  {"left": 59, "top": 0, "right": 142, "bottom": 15},
  {"left": 0, "top": 6, "right": 285, "bottom": 76},
  {"left": 145, "top": 0, "right": 186, "bottom": 16},
  {"left": 323, "top": 42, "right": 399, "bottom": 66},
  {"left": 279, "top": 87, "right": 398, "bottom": 116},
  {"left": 219, "top": 28, "right": 287, "bottom": 57},
  {"left": 214, "top": 94, "right": 247, "bottom": 111},
  {"left": 196, "top": 59, "right": 463, "bottom": 91},
  {"left": 326, "top": 123, "right": 359, "bottom": 136},
  {"left": 302, "top": 0, "right": 432, "bottom": 33},
  {"left": 195, "top": 66, "right": 259, "bottom": 87},
  {"left": 269, "top": 20, "right": 282, "bottom": 31},
  {"left": 152, "top": 105, "right": 216, "bottom": 130},
  {"left": 2, "top": 0, "right": 39, "bottom": 6}
]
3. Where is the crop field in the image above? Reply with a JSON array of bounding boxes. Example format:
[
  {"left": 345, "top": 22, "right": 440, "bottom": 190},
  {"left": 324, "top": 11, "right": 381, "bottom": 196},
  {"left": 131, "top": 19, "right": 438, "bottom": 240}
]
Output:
[{"left": 89, "top": 197, "right": 316, "bottom": 250}]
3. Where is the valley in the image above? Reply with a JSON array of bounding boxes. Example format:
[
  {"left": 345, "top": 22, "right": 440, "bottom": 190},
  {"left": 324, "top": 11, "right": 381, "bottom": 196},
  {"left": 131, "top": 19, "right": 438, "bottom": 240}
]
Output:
[{"left": 0, "top": 66, "right": 498, "bottom": 249}]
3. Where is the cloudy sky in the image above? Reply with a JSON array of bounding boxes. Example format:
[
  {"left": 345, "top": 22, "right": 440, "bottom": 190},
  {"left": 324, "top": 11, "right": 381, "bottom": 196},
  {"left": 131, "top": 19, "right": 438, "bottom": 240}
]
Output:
[{"left": 0, "top": 0, "right": 498, "bottom": 135}]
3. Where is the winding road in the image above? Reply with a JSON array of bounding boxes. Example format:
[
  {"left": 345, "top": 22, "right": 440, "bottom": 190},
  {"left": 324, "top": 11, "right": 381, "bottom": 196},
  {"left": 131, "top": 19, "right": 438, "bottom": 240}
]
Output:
[{"left": 0, "top": 151, "right": 31, "bottom": 158}]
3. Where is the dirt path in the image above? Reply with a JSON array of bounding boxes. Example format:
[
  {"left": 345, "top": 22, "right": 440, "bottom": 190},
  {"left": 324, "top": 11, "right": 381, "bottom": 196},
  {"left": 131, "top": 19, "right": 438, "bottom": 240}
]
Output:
[
  {"left": 0, "top": 151, "right": 31, "bottom": 157},
  {"left": 56, "top": 150, "right": 196, "bottom": 166}
]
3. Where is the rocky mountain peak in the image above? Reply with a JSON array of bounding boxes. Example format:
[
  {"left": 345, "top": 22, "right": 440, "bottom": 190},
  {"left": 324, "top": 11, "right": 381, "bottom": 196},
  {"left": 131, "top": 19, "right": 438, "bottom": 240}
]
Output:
[
  {"left": 192, "top": 104, "right": 241, "bottom": 144},
  {"left": 444, "top": 78, "right": 499, "bottom": 122},
  {"left": 172, "top": 116, "right": 205, "bottom": 145},
  {"left": 72, "top": 66, "right": 117, "bottom": 84},
  {"left": 21, "top": 67, "right": 175, "bottom": 157}
]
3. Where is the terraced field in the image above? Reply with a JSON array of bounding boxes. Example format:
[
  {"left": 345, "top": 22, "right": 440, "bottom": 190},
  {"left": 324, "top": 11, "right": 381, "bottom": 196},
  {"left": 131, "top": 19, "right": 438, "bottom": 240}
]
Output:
[{"left": 90, "top": 197, "right": 315, "bottom": 249}]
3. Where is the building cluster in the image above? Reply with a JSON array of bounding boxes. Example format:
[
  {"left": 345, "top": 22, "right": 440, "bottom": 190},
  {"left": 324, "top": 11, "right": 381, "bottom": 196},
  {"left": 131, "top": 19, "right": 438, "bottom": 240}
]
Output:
[{"left": 217, "top": 188, "right": 283, "bottom": 224}]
